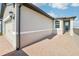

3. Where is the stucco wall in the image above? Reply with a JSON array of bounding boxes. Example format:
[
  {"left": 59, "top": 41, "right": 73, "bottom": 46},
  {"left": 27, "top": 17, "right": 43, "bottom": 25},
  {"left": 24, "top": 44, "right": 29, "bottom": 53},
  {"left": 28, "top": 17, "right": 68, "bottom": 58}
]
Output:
[
  {"left": 3, "top": 4, "right": 16, "bottom": 49},
  {"left": 54, "top": 20, "right": 63, "bottom": 35},
  {"left": 70, "top": 19, "right": 74, "bottom": 36},
  {"left": 20, "top": 5, "right": 54, "bottom": 48}
]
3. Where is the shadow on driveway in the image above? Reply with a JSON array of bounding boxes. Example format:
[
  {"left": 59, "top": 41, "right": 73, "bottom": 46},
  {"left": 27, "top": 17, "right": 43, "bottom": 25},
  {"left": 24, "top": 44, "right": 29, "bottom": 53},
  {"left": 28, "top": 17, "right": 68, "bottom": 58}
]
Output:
[
  {"left": 21, "top": 33, "right": 57, "bottom": 49},
  {"left": 3, "top": 50, "right": 29, "bottom": 56}
]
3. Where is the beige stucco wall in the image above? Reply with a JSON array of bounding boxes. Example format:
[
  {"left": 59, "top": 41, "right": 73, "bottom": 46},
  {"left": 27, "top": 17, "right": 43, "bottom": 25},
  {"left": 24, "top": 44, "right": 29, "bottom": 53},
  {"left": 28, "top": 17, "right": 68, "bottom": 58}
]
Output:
[
  {"left": 3, "top": 4, "right": 16, "bottom": 49},
  {"left": 20, "top": 5, "right": 54, "bottom": 48},
  {"left": 70, "top": 19, "right": 74, "bottom": 36},
  {"left": 54, "top": 20, "right": 63, "bottom": 35},
  {"left": 58, "top": 20, "right": 63, "bottom": 35}
]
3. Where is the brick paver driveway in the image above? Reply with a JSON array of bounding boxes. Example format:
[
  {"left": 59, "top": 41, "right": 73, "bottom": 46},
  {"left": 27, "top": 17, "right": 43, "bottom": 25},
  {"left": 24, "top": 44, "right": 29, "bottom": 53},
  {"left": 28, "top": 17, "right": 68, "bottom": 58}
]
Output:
[
  {"left": 1, "top": 32, "right": 79, "bottom": 56},
  {"left": 0, "top": 36, "right": 14, "bottom": 56},
  {"left": 22, "top": 32, "right": 79, "bottom": 56}
]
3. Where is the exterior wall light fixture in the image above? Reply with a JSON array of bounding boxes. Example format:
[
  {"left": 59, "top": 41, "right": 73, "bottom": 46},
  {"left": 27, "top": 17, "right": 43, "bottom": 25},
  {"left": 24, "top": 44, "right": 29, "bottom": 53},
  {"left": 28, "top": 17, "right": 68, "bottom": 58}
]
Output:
[{"left": 9, "top": 11, "right": 15, "bottom": 19}]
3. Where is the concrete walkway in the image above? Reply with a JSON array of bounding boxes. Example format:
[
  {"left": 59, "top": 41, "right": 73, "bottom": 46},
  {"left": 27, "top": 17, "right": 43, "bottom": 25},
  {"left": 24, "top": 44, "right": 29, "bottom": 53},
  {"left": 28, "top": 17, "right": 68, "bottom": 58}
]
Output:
[
  {"left": 22, "top": 32, "right": 79, "bottom": 56},
  {"left": 0, "top": 36, "right": 14, "bottom": 56}
]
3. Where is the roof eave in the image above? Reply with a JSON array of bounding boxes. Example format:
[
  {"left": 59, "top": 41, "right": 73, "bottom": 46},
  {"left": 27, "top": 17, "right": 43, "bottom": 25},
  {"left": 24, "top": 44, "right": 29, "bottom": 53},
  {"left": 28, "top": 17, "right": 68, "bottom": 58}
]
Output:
[
  {"left": 55, "top": 16, "right": 76, "bottom": 20},
  {"left": 23, "top": 3, "right": 54, "bottom": 20}
]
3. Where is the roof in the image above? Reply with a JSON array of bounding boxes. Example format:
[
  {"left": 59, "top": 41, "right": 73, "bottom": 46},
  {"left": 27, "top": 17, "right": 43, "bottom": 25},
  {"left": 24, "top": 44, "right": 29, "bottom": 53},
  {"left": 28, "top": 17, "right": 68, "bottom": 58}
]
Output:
[
  {"left": 23, "top": 3, "right": 54, "bottom": 20},
  {"left": 55, "top": 16, "right": 76, "bottom": 20}
]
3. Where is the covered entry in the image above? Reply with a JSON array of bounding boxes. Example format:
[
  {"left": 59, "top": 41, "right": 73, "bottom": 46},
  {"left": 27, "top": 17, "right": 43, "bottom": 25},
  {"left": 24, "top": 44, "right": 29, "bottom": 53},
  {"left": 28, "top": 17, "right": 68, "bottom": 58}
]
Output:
[{"left": 55, "top": 16, "right": 76, "bottom": 35}]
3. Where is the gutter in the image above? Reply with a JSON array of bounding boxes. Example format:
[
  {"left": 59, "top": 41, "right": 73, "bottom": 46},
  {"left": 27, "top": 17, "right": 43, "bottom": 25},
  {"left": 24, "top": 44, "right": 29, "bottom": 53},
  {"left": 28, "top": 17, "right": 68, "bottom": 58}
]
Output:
[{"left": 16, "top": 4, "right": 22, "bottom": 50}]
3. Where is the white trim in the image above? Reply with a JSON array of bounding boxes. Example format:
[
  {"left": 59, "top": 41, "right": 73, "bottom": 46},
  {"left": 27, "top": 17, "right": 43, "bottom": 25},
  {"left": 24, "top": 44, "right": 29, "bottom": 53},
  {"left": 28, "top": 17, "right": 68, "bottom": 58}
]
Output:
[{"left": 12, "top": 29, "right": 53, "bottom": 35}]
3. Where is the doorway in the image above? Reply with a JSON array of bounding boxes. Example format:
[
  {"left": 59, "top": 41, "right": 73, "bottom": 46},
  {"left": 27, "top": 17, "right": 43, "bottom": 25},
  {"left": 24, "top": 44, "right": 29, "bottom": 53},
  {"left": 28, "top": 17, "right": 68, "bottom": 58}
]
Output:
[{"left": 63, "top": 20, "right": 70, "bottom": 33}]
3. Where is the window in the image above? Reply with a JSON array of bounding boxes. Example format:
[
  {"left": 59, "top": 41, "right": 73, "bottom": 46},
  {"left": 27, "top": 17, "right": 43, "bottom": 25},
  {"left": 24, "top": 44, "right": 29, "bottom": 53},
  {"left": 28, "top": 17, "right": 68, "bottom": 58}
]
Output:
[
  {"left": 55, "top": 21, "right": 60, "bottom": 28},
  {"left": 65, "top": 22, "right": 69, "bottom": 26}
]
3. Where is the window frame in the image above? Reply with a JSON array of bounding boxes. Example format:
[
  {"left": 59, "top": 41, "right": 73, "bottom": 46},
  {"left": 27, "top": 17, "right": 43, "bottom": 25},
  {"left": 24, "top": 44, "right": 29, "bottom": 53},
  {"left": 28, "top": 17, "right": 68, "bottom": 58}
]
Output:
[{"left": 55, "top": 20, "right": 60, "bottom": 28}]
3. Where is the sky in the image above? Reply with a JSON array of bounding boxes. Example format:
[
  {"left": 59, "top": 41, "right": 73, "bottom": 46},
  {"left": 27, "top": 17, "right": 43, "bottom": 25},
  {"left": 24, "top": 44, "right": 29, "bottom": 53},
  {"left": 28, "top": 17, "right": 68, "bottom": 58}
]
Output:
[{"left": 34, "top": 3, "right": 79, "bottom": 28}]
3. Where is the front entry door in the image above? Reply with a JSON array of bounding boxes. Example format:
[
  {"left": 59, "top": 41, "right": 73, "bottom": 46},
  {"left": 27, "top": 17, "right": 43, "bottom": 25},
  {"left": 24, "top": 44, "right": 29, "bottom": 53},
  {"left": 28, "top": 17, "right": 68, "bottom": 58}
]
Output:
[{"left": 64, "top": 21, "right": 70, "bottom": 33}]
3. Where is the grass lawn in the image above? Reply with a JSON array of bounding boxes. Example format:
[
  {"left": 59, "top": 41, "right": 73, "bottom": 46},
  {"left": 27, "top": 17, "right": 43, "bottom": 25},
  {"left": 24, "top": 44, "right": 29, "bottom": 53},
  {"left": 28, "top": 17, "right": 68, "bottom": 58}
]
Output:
[{"left": 0, "top": 32, "right": 2, "bottom": 35}]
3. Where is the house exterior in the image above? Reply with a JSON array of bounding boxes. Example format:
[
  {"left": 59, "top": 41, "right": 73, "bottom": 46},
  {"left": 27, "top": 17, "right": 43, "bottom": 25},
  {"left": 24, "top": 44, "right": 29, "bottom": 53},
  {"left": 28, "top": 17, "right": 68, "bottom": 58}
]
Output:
[
  {"left": 54, "top": 17, "right": 76, "bottom": 35},
  {"left": 0, "top": 3, "right": 76, "bottom": 50}
]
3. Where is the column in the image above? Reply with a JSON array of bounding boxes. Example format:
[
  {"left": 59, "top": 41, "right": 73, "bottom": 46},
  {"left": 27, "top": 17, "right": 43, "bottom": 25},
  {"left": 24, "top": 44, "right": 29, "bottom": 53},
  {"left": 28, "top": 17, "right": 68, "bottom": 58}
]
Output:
[
  {"left": 57, "top": 20, "right": 63, "bottom": 35},
  {"left": 70, "top": 19, "right": 74, "bottom": 36}
]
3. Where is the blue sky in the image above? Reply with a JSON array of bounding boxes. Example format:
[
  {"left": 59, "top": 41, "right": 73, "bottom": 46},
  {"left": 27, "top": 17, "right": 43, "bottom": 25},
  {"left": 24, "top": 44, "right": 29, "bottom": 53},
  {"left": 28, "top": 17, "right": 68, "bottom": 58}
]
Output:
[{"left": 34, "top": 3, "right": 79, "bottom": 28}]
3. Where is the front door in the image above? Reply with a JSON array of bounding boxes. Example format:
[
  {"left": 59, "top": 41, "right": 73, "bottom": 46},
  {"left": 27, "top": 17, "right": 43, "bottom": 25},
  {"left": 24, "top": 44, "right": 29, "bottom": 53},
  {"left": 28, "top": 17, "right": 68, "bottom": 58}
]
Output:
[{"left": 64, "top": 21, "right": 70, "bottom": 33}]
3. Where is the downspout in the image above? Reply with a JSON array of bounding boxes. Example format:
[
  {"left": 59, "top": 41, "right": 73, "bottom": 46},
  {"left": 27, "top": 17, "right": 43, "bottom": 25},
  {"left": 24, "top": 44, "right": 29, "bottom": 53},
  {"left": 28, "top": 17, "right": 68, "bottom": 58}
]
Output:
[{"left": 16, "top": 4, "right": 22, "bottom": 50}]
